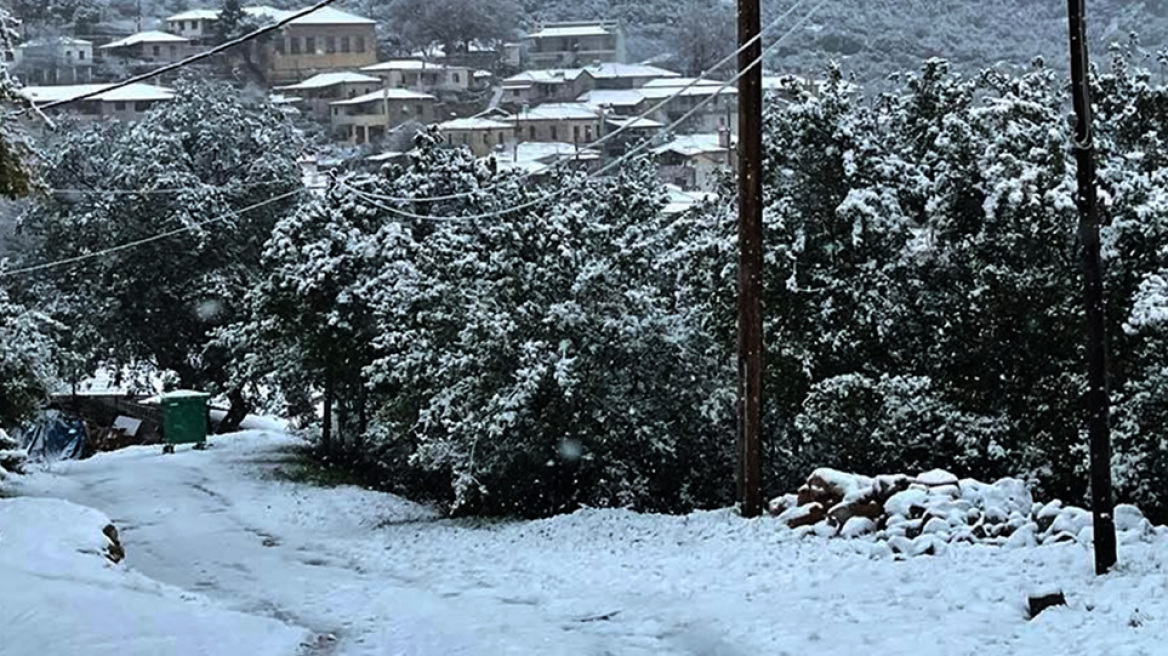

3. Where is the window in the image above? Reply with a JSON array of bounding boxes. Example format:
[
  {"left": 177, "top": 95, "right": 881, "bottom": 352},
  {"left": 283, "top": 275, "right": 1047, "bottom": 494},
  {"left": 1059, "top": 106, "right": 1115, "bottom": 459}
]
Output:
[
  {"left": 66, "top": 50, "right": 73, "bottom": 59},
  {"left": 290, "top": 37, "right": 300, "bottom": 54},
  {"left": 135, "top": 101, "right": 150, "bottom": 112},
  {"left": 356, "top": 36, "right": 365, "bottom": 52},
  {"left": 529, "top": 126, "right": 535, "bottom": 139},
  {"left": 326, "top": 36, "right": 336, "bottom": 53},
  {"left": 414, "top": 104, "right": 424, "bottom": 118},
  {"left": 152, "top": 45, "right": 160, "bottom": 57},
  {"left": 114, "top": 101, "right": 126, "bottom": 111},
  {"left": 341, "top": 36, "right": 350, "bottom": 53},
  {"left": 550, "top": 125, "right": 558, "bottom": 140},
  {"left": 573, "top": 125, "right": 579, "bottom": 142},
  {"left": 483, "top": 132, "right": 490, "bottom": 145},
  {"left": 275, "top": 38, "right": 284, "bottom": 55},
  {"left": 79, "top": 50, "right": 85, "bottom": 60},
  {"left": 452, "top": 72, "right": 460, "bottom": 84},
  {"left": 585, "top": 126, "right": 593, "bottom": 141},
  {"left": 305, "top": 37, "right": 316, "bottom": 54}
]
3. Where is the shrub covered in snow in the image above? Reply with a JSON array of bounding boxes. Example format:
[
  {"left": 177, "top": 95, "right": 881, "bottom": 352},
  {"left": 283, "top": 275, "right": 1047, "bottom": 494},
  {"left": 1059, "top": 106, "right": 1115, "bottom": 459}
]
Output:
[
  {"left": 770, "top": 468, "right": 1160, "bottom": 555},
  {"left": 0, "top": 429, "right": 26, "bottom": 478},
  {"left": 676, "top": 53, "right": 1168, "bottom": 522},
  {"left": 232, "top": 134, "right": 735, "bottom": 516}
]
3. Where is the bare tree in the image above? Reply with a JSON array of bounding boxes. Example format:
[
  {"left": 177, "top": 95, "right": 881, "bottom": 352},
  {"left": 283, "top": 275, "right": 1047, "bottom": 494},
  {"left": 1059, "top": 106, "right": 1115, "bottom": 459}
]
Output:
[
  {"left": 670, "top": 0, "right": 740, "bottom": 78},
  {"left": 388, "top": 0, "right": 519, "bottom": 57}
]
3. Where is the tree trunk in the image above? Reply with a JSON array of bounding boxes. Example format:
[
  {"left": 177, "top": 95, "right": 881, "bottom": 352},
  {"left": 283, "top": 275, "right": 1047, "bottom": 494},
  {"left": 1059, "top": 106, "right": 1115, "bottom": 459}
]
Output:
[
  {"left": 217, "top": 387, "right": 250, "bottom": 434},
  {"left": 321, "top": 376, "right": 334, "bottom": 456}
]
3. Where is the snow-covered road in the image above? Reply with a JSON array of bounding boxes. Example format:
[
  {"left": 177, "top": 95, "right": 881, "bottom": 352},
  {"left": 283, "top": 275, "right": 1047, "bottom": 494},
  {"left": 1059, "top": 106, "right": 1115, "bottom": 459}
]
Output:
[{"left": 6, "top": 429, "right": 1168, "bottom": 656}]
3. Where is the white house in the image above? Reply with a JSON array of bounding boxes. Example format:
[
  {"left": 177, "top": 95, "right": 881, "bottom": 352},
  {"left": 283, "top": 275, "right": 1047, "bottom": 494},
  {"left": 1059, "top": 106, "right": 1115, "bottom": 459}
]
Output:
[
  {"left": 361, "top": 60, "right": 475, "bottom": 94},
  {"left": 11, "top": 37, "right": 94, "bottom": 84},
  {"left": 21, "top": 83, "right": 176, "bottom": 121},
  {"left": 100, "top": 31, "right": 191, "bottom": 63}
]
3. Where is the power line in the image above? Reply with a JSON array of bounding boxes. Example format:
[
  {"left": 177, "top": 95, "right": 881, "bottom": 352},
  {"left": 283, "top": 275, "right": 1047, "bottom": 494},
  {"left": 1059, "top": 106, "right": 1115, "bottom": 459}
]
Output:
[
  {"left": 360, "top": 0, "right": 813, "bottom": 205},
  {"left": 342, "top": 0, "right": 827, "bottom": 223},
  {"left": 21, "top": 0, "right": 341, "bottom": 114},
  {"left": 47, "top": 180, "right": 288, "bottom": 196},
  {"left": 0, "top": 188, "right": 305, "bottom": 278}
]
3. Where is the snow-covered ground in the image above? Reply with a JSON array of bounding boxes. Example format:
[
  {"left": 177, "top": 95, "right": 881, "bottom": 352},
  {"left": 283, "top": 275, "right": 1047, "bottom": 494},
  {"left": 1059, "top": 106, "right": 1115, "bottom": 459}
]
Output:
[{"left": 4, "top": 429, "right": 1168, "bottom": 656}]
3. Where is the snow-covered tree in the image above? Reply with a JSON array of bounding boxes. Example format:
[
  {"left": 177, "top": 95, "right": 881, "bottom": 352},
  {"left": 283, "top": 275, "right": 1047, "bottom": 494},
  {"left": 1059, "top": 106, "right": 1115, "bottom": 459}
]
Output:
[
  {"left": 237, "top": 133, "right": 733, "bottom": 515},
  {"left": 17, "top": 79, "right": 304, "bottom": 431}
]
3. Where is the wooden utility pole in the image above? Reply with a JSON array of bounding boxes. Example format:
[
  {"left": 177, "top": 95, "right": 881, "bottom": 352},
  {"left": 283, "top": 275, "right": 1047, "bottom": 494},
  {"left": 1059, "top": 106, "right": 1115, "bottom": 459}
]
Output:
[
  {"left": 1065, "top": 0, "right": 1117, "bottom": 574},
  {"left": 736, "top": 0, "right": 764, "bottom": 517}
]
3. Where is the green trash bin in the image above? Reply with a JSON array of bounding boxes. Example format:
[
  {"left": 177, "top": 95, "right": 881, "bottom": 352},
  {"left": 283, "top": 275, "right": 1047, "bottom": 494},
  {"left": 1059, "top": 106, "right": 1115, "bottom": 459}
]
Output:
[{"left": 160, "top": 390, "right": 210, "bottom": 453}]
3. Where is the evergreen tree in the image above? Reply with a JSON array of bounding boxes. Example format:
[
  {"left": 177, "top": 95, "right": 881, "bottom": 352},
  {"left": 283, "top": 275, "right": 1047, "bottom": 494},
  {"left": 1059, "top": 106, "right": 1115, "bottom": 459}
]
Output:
[{"left": 17, "top": 79, "right": 304, "bottom": 431}]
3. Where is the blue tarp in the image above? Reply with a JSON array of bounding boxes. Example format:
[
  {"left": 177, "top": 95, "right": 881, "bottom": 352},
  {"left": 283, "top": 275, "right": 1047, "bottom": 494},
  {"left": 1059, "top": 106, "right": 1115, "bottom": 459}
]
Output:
[{"left": 19, "top": 410, "right": 87, "bottom": 461}]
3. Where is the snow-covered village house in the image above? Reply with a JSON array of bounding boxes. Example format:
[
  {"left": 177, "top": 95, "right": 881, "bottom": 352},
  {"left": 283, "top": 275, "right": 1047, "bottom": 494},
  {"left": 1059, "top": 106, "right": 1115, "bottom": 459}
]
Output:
[
  {"left": 437, "top": 117, "right": 515, "bottom": 157},
  {"left": 275, "top": 71, "right": 381, "bottom": 121},
  {"left": 20, "top": 83, "right": 176, "bottom": 122},
  {"left": 329, "top": 88, "right": 437, "bottom": 144},
  {"left": 501, "top": 69, "right": 594, "bottom": 109},
  {"left": 652, "top": 131, "right": 735, "bottom": 192},
  {"left": 360, "top": 60, "right": 476, "bottom": 95},
  {"left": 639, "top": 78, "right": 738, "bottom": 134},
  {"left": 99, "top": 31, "right": 191, "bottom": 64},
  {"left": 510, "top": 103, "right": 604, "bottom": 146},
  {"left": 10, "top": 37, "right": 95, "bottom": 85},
  {"left": 521, "top": 21, "right": 626, "bottom": 68},
  {"left": 164, "top": 5, "right": 378, "bottom": 84}
]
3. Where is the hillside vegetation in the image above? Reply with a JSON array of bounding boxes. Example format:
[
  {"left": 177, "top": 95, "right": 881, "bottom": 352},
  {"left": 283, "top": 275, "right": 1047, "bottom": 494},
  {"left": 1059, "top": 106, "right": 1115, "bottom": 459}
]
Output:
[{"left": 528, "top": 0, "right": 1168, "bottom": 82}]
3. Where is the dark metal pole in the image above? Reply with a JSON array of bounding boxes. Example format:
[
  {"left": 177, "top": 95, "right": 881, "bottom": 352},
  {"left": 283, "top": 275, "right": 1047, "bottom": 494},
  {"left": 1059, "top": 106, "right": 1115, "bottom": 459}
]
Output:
[
  {"left": 1065, "top": 0, "right": 1117, "bottom": 574},
  {"left": 737, "top": 0, "right": 764, "bottom": 517}
]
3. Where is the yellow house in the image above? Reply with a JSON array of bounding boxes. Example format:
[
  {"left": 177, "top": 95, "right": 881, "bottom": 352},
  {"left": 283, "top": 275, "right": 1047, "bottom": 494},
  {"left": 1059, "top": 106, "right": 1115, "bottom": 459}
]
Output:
[
  {"left": 164, "top": 5, "right": 378, "bottom": 83},
  {"left": 267, "top": 7, "right": 378, "bottom": 84},
  {"left": 438, "top": 117, "right": 514, "bottom": 157},
  {"left": 330, "top": 88, "right": 437, "bottom": 144}
]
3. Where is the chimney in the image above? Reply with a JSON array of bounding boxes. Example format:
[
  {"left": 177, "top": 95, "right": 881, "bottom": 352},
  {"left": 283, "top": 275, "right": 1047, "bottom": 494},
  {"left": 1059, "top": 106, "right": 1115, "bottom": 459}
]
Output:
[{"left": 717, "top": 125, "right": 730, "bottom": 149}]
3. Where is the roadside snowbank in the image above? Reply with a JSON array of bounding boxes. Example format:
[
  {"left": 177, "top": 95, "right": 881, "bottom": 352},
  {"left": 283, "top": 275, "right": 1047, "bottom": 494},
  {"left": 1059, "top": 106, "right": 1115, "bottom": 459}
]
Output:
[{"left": 0, "top": 496, "right": 308, "bottom": 656}]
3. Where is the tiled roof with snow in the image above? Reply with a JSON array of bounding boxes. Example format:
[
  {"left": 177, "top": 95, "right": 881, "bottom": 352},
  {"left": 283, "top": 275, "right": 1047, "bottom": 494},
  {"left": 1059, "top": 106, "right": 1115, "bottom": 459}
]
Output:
[
  {"left": 651, "top": 133, "right": 732, "bottom": 157},
  {"left": 512, "top": 141, "right": 599, "bottom": 162},
  {"left": 439, "top": 117, "right": 514, "bottom": 131},
  {"left": 278, "top": 72, "right": 380, "bottom": 90},
  {"left": 527, "top": 24, "right": 615, "bottom": 39},
  {"left": 576, "top": 89, "right": 646, "bottom": 108},
  {"left": 604, "top": 116, "right": 664, "bottom": 130},
  {"left": 166, "top": 9, "right": 221, "bottom": 21},
  {"left": 638, "top": 80, "right": 737, "bottom": 100},
  {"left": 100, "top": 31, "right": 189, "bottom": 49},
  {"left": 512, "top": 103, "right": 600, "bottom": 121},
  {"left": 641, "top": 77, "right": 723, "bottom": 89},
  {"left": 582, "top": 63, "right": 680, "bottom": 80},
  {"left": 167, "top": 5, "right": 374, "bottom": 26},
  {"left": 362, "top": 60, "right": 470, "bottom": 72},
  {"left": 19, "top": 37, "right": 92, "bottom": 48},
  {"left": 331, "top": 88, "right": 436, "bottom": 105},
  {"left": 21, "top": 83, "right": 176, "bottom": 105},
  {"left": 502, "top": 68, "right": 586, "bottom": 86}
]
